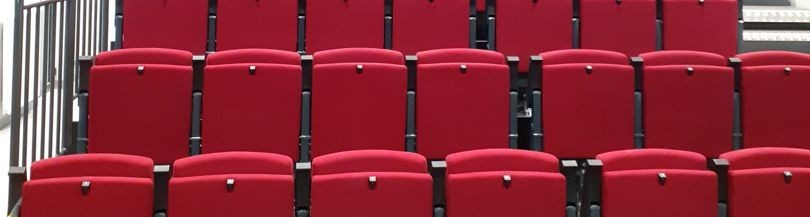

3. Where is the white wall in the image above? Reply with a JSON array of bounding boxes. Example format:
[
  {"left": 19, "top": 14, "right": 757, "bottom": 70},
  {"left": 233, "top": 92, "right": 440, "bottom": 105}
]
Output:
[{"left": 0, "top": 0, "right": 12, "bottom": 213}]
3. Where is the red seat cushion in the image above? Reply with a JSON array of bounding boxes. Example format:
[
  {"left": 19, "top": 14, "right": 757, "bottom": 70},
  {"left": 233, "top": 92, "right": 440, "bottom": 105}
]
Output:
[
  {"left": 542, "top": 50, "right": 634, "bottom": 158},
  {"left": 123, "top": 0, "right": 208, "bottom": 54},
  {"left": 169, "top": 152, "right": 294, "bottom": 217},
  {"left": 495, "top": 0, "right": 572, "bottom": 72},
  {"left": 311, "top": 150, "right": 432, "bottom": 217},
  {"left": 23, "top": 154, "right": 154, "bottom": 217},
  {"left": 393, "top": 0, "right": 470, "bottom": 54},
  {"left": 721, "top": 148, "right": 810, "bottom": 217},
  {"left": 202, "top": 50, "right": 302, "bottom": 160},
  {"left": 599, "top": 149, "right": 716, "bottom": 217},
  {"left": 306, "top": 0, "right": 385, "bottom": 53},
  {"left": 580, "top": 0, "right": 656, "bottom": 57},
  {"left": 216, "top": 0, "right": 298, "bottom": 51},
  {"left": 640, "top": 51, "right": 734, "bottom": 157},
  {"left": 416, "top": 49, "right": 510, "bottom": 159},
  {"left": 89, "top": 49, "right": 194, "bottom": 164},
  {"left": 661, "top": 0, "right": 738, "bottom": 57},
  {"left": 737, "top": 51, "right": 810, "bottom": 149}
]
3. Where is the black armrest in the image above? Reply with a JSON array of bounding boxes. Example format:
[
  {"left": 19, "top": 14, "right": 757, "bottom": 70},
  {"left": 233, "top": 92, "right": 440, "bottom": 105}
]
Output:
[
  {"left": 78, "top": 56, "right": 93, "bottom": 92},
  {"left": 729, "top": 57, "right": 741, "bottom": 92},
  {"left": 430, "top": 161, "right": 447, "bottom": 207},
  {"left": 406, "top": 91, "right": 416, "bottom": 152},
  {"left": 580, "top": 159, "right": 603, "bottom": 217},
  {"left": 7, "top": 166, "right": 26, "bottom": 215},
  {"left": 710, "top": 158, "right": 729, "bottom": 203},
  {"left": 560, "top": 160, "right": 579, "bottom": 206},
  {"left": 527, "top": 56, "right": 542, "bottom": 92},
  {"left": 631, "top": 57, "right": 644, "bottom": 91},
  {"left": 153, "top": 165, "right": 172, "bottom": 211},
  {"left": 300, "top": 92, "right": 312, "bottom": 162},
  {"left": 406, "top": 55, "right": 417, "bottom": 91},
  {"left": 77, "top": 93, "right": 89, "bottom": 154},
  {"left": 190, "top": 92, "right": 202, "bottom": 155},
  {"left": 301, "top": 55, "right": 313, "bottom": 91},
  {"left": 507, "top": 56, "right": 519, "bottom": 91},
  {"left": 295, "top": 162, "right": 312, "bottom": 210},
  {"left": 192, "top": 55, "right": 205, "bottom": 92}
]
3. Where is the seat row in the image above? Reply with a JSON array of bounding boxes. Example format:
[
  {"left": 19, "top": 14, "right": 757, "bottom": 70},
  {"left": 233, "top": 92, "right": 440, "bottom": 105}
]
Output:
[
  {"left": 118, "top": 0, "right": 740, "bottom": 66},
  {"left": 20, "top": 147, "right": 810, "bottom": 217},
  {"left": 76, "top": 48, "right": 810, "bottom": 165}
]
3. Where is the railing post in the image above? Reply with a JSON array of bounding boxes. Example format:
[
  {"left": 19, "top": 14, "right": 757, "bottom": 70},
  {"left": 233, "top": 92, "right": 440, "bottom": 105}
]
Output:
[{"left": 8, "top": 0, "right": 25, "bottom": 213}]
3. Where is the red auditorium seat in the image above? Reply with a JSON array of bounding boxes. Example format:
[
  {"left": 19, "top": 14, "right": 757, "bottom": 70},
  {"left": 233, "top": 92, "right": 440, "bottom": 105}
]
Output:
[
  {"left": 122, "top": 0, "right": 208, "bottom": 54},
  {"left": 536, "top": 49, "right": 634, "bottom": 159},
  {"left": 494, "top": 0, "right": 572, "bottom": 72},
  {"left": 640, "top": 50, "right": 734, "bottom": 157},
  {"left": 202, "top": 49, "right": 302, "bottom": 161},
  {"left": 311, "top": 48, "right": 407, "bottom": 157},
  {"left": 310, "top": 150, "right": 433, "bottom": 217},
  {"left": 393, "top": 0, "right": 473, "bottom": 54},
  {"left": 661, "top": 0, "right": 739, "bottom": 57},
  {"left": 306, "top": 0, "right": 385, "bottom": 53},
  {"left": 737, "top": 51, "right": 810, "bottom": 149},
  {"left": 416, "top": 49, "right": 510, "bottom": 159},
  {"left": 580, "top": 0, "right": 656, "bottom": 57},
  {"left": 169, "top": 152, "right": 294, "bottom": 217},
  {"left": 446, "top": 149, "right": 567, "bottom": 217},
  {"left": 721, "top": 147, "right": 810, "bottom": 217},
  {"left": 216, "top": 0, "right": 298, "bottom": 51},
  {"left": 88, "top": 48, "right": 194, "bottom": 164},
  {"left": 586, "top": 149, "right": 717, "bottom": 217},
  {"left": 22, "top": 154, "right": 154, "bottom": 217}
]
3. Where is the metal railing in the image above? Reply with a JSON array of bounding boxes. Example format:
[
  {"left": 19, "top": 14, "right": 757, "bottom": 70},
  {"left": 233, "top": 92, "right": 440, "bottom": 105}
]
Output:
[{"left": 7, "top": 0, "right": 109, "bottom": 212}]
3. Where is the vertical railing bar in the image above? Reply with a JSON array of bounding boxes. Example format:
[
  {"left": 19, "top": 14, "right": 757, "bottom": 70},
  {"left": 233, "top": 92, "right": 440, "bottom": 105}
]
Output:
[
  {"left": 92, "top": 0, "right": 98, "bottom": 53},
  {"left": 100, "top": 0, "right": 109, "bottom": 51},
  {"left": 85, "top": 0, "right": 90, "bottom": 56},
  {"left": 39, "top": 4, "right": 50, "bottom": 160},
  {"left": 32, "top": 7, "right": 42, "bottom": 162},
  {"left": 56, "top": 2, "right": 65, "bottom": 154},
  {"left": 62, "top": 0, "right": 77, "bottom": 154},
  {"left": 45, "top": 3, "right": 56, "bottom": 159},
  {"left": 49, "top": 3, "right": 61, "bottom": 157},
  {"left": 21, "top": 9, "right": 32, "bottom": 167},
  {"left": 10, "top": 0, "right": 25, "bottom": 168}
]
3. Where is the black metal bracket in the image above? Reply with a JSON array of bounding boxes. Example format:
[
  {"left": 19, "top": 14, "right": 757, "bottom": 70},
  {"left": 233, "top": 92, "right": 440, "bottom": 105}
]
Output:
[
  {"left": 406, "top": 91, "right": 416, "bottom": 152},
  {"left": 573, "top": 18, "right": 580, "bottom": 49},
  {"left": 530, "top": 91, "right": 542, "bottom": 151},
  {"left": 486, "top": 0, "right": 496, "bottom": 50},
  {"left": 295, "top": 162, "right": 312, "bottom": 209},
  {"left": 634, "top": 91, "right": 644, "bottom": 149},
  {"left": 190, "top": 92, "right": 202, "bottom": 155},
  {"left": 469, "top": 0, "right": 477, "bottom": 48},
  {"left": 385, "top": 0, "right": 393, "bottom": 49},
  {"left": 509, "top": 91, "right": 518, "bottom": 148},
  {"left": 580, "top": 159, "right": 603, "bottom": 217},
  {"left": 207, "top": 16, "right": 217, "bottom": 52},
  {"left": 656, "top": 19, "right": 663, "bottom": 51},
  {"left": 77, "top": 93, "right": 89, "bottom": 154},
  {"left": 430, "top": 161, "right": 447, "bottom": 207},
  {"left": 732, "top": 92, "right": 742, "bottom": 150}
]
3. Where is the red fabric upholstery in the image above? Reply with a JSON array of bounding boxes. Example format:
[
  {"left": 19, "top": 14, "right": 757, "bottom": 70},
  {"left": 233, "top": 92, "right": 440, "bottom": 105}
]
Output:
[
  {"left": 600, "top": 149, "right": 716, "bottom": 217},
  {"left": 580, "top": 0, "right": 656, "bottom": 57},
  {"left": 640, "top": 50, "right": 728, "bottom": 67},
  {"left": 216, "top": 0, "right": 298, "bottom": 51},
  {"left": 738, "top": 52, "right": 810, "bottom": 149},
  {"left": 541, "top": 49, "right": 629, "bottom": 65},
  {"left": 721, "top": 147, "right": 810, "bottom": 171},
  {"left": 306, "top": 0, "right": 385, "bottom": 53},
  {"left": 602, "top": 169, "right": 717, "bottom": 217},
  {"left": 495, "top": 0, "right": 572, "bottom": 71},
  {"left": 416, "top": 56, "right": 510, "bottom": 159},
  {"left": 172, "top": 152, "right": 294, "bottom": 177},
  {"left": 661, "top": 0, "right": 738, "bottom": 57},
  {"left": 722, "top": 148, "right": 810, "bottom": 217},
  {"left": 202, "top": 51, "right": 302, "bottom": 160},
  {"left": 737, "top": 51, "right": 810, "bottom": 67},
  {"left": 641, "top": 51, "right": 734, "bottom": 157},
  {"left": 30, "top": 154, "right": 154, "bottom": 180},
  {"left": 393, "top": 0, "right": 470, "bottom": 55},
  {"left": 169, "top": 152, "right": 294, "bottom": 217},
  {"left": 314, "top": 48, "right": 405, "bottom": 65},
  {"left": 312, "top": 150, "right": 427, "bottom": 175},
  {"left": 416, "top": 48, "right": 505, "bottom": 64},
  {"left": 123, "top": 0, "right": 208, "bottom": 54},
  {"left": 597, "top": 149, "right": 709, "bottom": 172},
  {"left": 89, "top": 50, "right": 194, "bottom": 164},
  {"left": 311, "top": 150, "right": 432, "bottom": 217},
  {"left": 22, "top": 154, "right": 154, "bottom": 217},
  {"left": 446, "top": 149, "right": 559, "bottom": 174},
  {"left": 542, "top": 50, "right": 634, "bottom": 158},
  {"left": 311, "top": 62, "right": 407, "bottom": 157},
  {"left": 206, "top": 49, "right": 301, "bottom": 65},
  {"left": 94, "top": 48, "right": 193, "bottom": 66}
]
